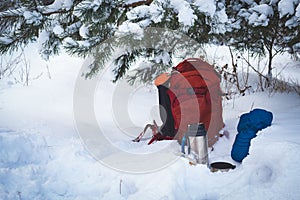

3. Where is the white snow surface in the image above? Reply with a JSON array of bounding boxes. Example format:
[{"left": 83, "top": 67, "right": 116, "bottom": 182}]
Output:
[
  {"left": 117, "top": 22, "right": 144, "bottom": 39},
  {"left": 194, "top": 0, "right": 216, "bottom": 18},
  {"left": 53, "top": 25, "right": 64, "bottom": 36},
  {"left": 23, "top": 10, "right": 43, "bottom": 25},
  {"left": 278, "top": 0, "right": 298, "bottom": 18},
  {"left": 168, "top": 0, "right": 197, "bottom": 27},
  {"left": 126, "top": 0, "right": 197, "bottom": 27},
  {"left": 79, "top": 24, "right": 90, "bottom": 39},
  {"left": 49, "top": 0, "right": 73, "bottom": 10},
  {"left": 248, "top": 4, "right": 274, "bottom": 26},
  {"left": 296, "top": 3, "right": 300, "bottom": 17},
  {"left": 1, "top": 45, "right": 300, "bottom": 199}
]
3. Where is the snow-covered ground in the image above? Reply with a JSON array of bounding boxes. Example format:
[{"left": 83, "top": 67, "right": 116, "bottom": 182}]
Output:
[{"left": 1, "top": 46, "right": 300, "bottom": 199}]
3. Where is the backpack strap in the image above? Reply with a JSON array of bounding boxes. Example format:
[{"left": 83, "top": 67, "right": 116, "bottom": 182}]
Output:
[
  {"left": 132, "top": 123, "right": 155, "bottom": 142},
  {"left": 133, "top": 120, "right": 173, "bottom": 144},
  {"left": 147, "top": 132, "right": 173, "bottom": 145},
  {"left": 181, "top": 133, "right": 191, "bottom": 155}
]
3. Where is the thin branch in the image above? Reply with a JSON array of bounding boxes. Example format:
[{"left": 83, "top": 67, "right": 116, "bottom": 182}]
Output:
[
  {"left": 41, "top": 9, "right": 72, "bottom": 16},
  {"left": 238, "top": 51, "right": 269, "bottom": 80},
  {"left": 123, "top": 0, "right": 153, "bottom": 8},
  {"left": 228, "top": 46, "right": 241, "bottom": 91},
  {"left": 272, "top": 46, "right": 284, "bottom": 58}
]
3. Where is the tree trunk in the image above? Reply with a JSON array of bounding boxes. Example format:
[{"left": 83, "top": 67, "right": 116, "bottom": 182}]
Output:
[{"left": 267, "top": 47, "right": 273, "bottom": 86}]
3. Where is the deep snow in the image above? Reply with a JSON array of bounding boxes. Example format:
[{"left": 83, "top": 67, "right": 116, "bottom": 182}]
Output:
[{"left": 0, "top": 46, "right": 300, "bottom": 199}]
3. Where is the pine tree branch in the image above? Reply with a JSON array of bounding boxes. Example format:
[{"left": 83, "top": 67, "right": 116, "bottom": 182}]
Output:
[
  {"left": 0, "top": 8, "right": 25, "bottom": 18},
  {"left": 38, "top": 0, "right": 155, "bottom": 16},
  {"left": 40, "top": 9, "right": 72, "bottom": 16}
]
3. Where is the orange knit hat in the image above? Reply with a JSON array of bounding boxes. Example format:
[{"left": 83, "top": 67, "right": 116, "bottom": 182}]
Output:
[{"left": 154, "top": 73, "right": 170, "bottom": 86}]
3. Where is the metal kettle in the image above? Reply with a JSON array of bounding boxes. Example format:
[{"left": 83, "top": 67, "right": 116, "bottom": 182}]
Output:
[{"left": 182, "top": 123, "right": 209, "bottom": 165}]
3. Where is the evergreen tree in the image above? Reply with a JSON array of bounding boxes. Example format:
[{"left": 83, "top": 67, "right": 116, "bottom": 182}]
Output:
[
  {"left": 224, "top": 0, "right": 300, "bottom": 83},
  {"left": 0, "top": 0, "right": 223, "bottom": 82},
  {"left": 0, "top": 0, "right": 299, "bottom": 83}
]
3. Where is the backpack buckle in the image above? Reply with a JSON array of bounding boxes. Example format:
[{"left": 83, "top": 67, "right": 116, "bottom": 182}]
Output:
[{"left": 187, "top": 88, "right": 195, "bottom": 95}]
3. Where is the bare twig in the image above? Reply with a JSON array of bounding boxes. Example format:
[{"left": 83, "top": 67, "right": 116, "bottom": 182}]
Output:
[
  {"left": 17, "top": 191, "right": 22, "bottom": 200},
  {"left": 45, "top": 64, "right": 51, "bottom": 79},
  {"left": 119, "top": 179, "right": 122, "bottom": 195},
  {"left": 0, "top": 51, "right": 22, "bottom": 79},
  {"left": 238, "top": 51, "right": 269, "bottom": 80}
]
